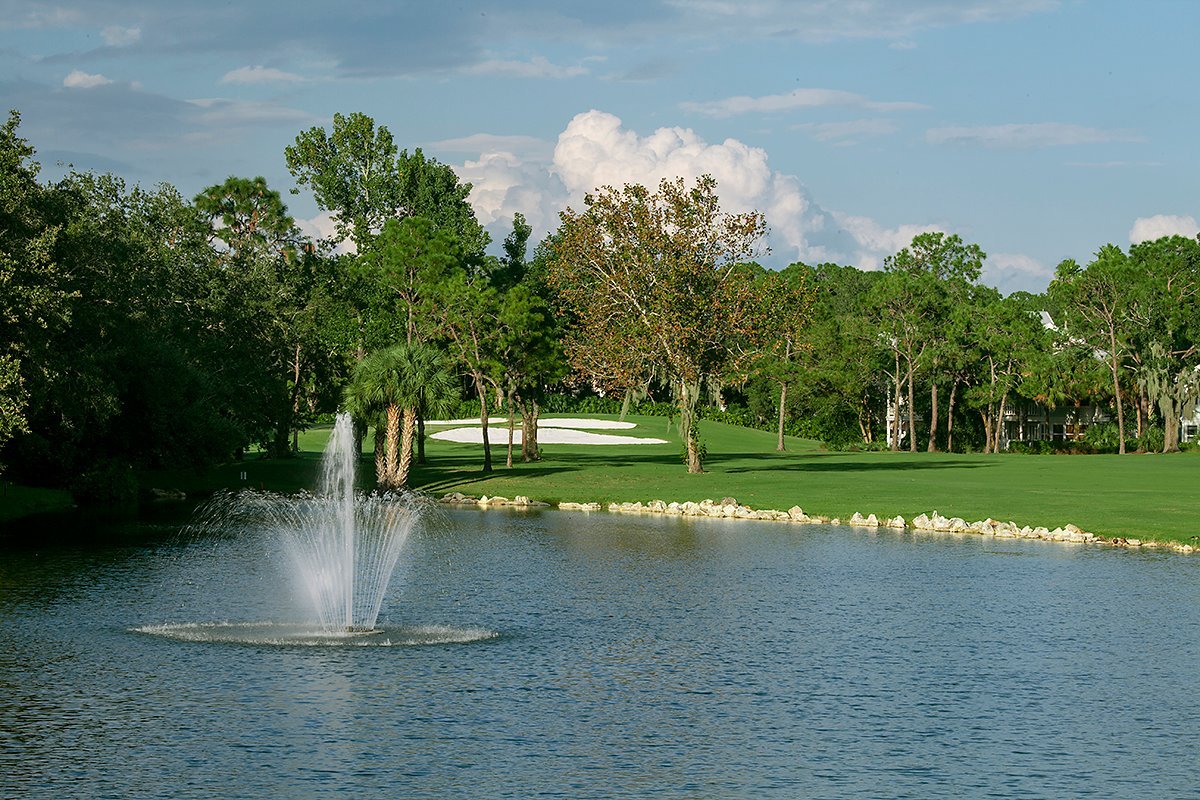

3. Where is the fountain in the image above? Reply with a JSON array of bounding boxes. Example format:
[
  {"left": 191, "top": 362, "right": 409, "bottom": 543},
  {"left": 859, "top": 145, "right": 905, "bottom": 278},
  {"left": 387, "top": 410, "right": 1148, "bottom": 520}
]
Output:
[
  {"left": 139, "top": 412, "right": 495, "bottom": 646},
  {"left": 270, "top": 412, "right": 415, "bottom": 633}
]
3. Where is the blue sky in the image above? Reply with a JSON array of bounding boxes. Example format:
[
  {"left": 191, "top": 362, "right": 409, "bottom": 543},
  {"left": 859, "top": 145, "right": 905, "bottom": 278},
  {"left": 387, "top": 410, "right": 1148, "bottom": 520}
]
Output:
[{"left": 2, "top": 0, "right": 1196, "bottom": 293}]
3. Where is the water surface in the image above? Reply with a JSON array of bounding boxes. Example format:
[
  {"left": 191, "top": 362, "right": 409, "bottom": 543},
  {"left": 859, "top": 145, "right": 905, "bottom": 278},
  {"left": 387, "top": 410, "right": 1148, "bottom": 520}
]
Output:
[{"left": 2, "top": 507, "right": 1197, "bottom": 798}]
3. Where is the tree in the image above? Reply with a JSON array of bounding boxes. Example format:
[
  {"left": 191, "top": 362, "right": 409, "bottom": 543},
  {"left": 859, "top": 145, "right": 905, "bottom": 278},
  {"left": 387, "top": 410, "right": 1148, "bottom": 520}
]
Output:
[
  {"left": 0, "top": 110, "right": 69, "bottom": 457},
  {"left": 1126, "top": 236, "right": 1200, "bottom": 452},
  {"left": 1050, "top": 246, "right": 1137, "bottom": 453},
  {"left": 753, "top": 268, "right": 812, "bottom": 451},
  {"left": 194, "top": 176, "right": 296, "bottom": 262},
  {"left": 872, "top": 232, "right": 985, "bottom": 452},
  {"left": 285, "top": 112, "right": 401, "bottom": 249},
  {"left": 343, "top": 343, "right": 457, "bottom": 489},
  {"left": 549, "top": 175, "right": 766, "bottom": 473}
]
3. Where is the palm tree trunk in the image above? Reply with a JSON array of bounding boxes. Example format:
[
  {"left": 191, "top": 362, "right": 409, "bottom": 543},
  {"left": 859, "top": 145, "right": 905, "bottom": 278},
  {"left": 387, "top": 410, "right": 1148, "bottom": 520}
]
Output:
[
  {"left": 416, "top": 409, "right": 426, "bottom": 465},
  {"left": 395, "top": 408, "right": 417, "bottom": 488},
  {"left": 385, "top": 404, "right": 401, "bottom": 488}
]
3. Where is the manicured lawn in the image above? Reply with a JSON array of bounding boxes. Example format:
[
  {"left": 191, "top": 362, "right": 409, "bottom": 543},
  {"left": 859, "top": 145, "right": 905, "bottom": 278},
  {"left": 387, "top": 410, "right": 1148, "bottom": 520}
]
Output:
[
  {"left": 43, "top": 412, "right": 1200, "bottom": 545},
  {"left": 407, "top": 414, "right": 1200, "bottom": 545},
  {"left": 0, "top": 483, "right": 73, "bottom": 522}
]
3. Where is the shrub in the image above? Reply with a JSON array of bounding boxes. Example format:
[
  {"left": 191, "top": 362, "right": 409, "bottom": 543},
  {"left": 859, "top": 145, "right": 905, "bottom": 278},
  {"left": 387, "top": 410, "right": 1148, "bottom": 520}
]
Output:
[{"left": 71, "top": 460, "right": 138, "bottom": 505}]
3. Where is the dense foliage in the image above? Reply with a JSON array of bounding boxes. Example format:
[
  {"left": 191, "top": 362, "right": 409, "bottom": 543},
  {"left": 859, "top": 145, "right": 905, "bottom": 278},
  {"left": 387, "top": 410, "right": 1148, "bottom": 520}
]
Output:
[{"left": 3, "top": 106, "right": 1198, "bottom": 502}]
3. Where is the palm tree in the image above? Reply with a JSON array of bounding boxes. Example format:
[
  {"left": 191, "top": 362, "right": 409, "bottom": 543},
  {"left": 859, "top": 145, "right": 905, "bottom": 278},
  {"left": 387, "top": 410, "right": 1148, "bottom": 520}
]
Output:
[{"left": 344, "top": 343, "right": 459, "bottom": 489}]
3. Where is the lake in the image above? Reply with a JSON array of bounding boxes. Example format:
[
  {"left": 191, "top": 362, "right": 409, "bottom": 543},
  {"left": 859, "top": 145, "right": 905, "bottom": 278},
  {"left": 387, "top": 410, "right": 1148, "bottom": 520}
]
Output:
[{"left": 2, "top": 505, "right": 1197, "bottom": 798}]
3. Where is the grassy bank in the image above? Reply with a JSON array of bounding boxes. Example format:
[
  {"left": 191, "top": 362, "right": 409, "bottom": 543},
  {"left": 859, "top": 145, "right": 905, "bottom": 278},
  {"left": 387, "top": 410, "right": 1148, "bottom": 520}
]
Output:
[
  {"left": 10, "top": 414, "right": 1198, "bottom": 545},
  {"left": 0, "top": 483, "right": 74, "bottom": 522},
  {"left": 407, "top": 414, "right": 1200, "bottom": 546}
]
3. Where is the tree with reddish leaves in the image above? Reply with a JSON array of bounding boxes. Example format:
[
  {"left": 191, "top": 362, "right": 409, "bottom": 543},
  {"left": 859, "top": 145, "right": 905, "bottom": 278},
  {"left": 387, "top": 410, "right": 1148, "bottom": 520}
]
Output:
[{"left": 549, "top": 175, "right": 766, "bottom": 473}]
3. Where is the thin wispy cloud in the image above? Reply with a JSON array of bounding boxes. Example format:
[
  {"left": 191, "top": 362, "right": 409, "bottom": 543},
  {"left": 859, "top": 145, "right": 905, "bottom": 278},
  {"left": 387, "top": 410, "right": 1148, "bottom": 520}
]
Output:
[
  {"left": 926, "top": 122, "right": 1143, "bottom": 149},
  {"left": 221, "top": 65, "right": 307, "bottom": 84},
  {"left": 794, "top": 118, "right": 898, "bottom": 144},
  {"left": 63, "top": 69, "right": 112, "bottom": 88},
  {"left": 101, "top": 25, "right": 140, "bottom": 46},
  {"left": 463, "top": 56, "right": 588, "bottom": 79},
  {"left": 682, "top": 88, "right": 926, "bottom": 118}
]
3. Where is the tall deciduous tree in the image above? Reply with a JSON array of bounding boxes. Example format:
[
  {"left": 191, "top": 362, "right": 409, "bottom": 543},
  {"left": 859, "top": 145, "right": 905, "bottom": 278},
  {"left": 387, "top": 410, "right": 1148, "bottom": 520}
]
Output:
[
  {"left": 1050, "top": 246, "right": 1136, "bottom": 453},
  {"left": 549, "top": 175, "right": 766, "bottom": 473},
  {"left": 285, "top": 112, "right": 401, "bottom": 250}
]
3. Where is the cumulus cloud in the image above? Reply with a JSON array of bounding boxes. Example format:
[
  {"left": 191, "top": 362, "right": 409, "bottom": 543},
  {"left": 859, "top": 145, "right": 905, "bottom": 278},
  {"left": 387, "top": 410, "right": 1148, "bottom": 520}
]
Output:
[
  {"left": 101, "top": 25, "right": 141, "bottom": 46},
  {"left": 926, "top": 122, "right": 1142, "bottom": 149},
  {"left": 454, "top": 109, "right": 936, "bottom": 269},
  {"left": 984, "top": 252, "right": 1054, "bottom": 294},
  {"left": 682, "top": 88, "right": 926, "bottom": 118},
  {"left": 220, "top": 65, "right": 306, "bottom": 84},
  {"left": 63, "top": 69, "right": 113, "bottom": 88},
  {"left": 1129, "top": 214, "right": 1199, "bottom": 244}
]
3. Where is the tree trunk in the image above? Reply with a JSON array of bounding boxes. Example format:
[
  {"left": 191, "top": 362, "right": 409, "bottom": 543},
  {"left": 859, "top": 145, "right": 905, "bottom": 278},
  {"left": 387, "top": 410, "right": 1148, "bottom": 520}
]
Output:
[
  {"left": 946, "top": 379, "right": 959, "bottom": 453},
  {"left": 776, "top": 381, "right": 788, "bottom": 452},
  {"left": 679, "top": 379, "right": 704, "bottom": 474},
  {"left": 416, "top": 410, "right": 426, "bottom": 465},
  {"left": 981, "top": 411, "right": 993, "bottom": 454},
  {"left": 291, "top": 342, "right": 302, "bottom": 454},
  {"left": 531, "top": 399, "right": 540, "bottom": 459},
  {"left": 395, "top": 408, "right": 417, "bottom": 488},
  {"left": 1108, "top": 330, "right": 1126, "bottom": 454},
  {"left": 891, "top": 356, "right": 901, "bottom": 451},
  {"left": 620, "top": 387, "right": 632, "bottom": 422},
  {"left": 385, "top": 404, "right": 401, "bottom": 488},
  {"left": 996, "top": 392, "right": 1009, "bottom": 452},
  {"left": 927, "top": 382, "right": 939, "bottom": 452},
  {"left": 477, "top": 378, "right": 492, "bottom": 473},
  {"left": 906, "top": 361, "right": 917, "bottom": 453},
  {"left": 506, "top": 387, "right": 516, "bottom": 469},
  {"left": 373, "top": 424, "right": 385, "bottom": 486}
]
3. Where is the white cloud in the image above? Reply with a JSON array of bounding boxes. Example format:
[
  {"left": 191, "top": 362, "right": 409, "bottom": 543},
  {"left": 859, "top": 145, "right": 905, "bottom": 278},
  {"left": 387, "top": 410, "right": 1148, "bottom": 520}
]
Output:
[
  {"left": 221, "top": 65, "right": 306, "bottom": 84},
  {"left": 984, "top": 252, "right": 1054, "bottom": 294},
  {"left": 431, "top": 133, "right": 552, "bottom": 160},
  {"left": 101, "top": 25, "right": 141, "bottom": 46},
  {"left": 463, "top": 56, "right": 588, "bottom": 79},
  {"left": 682, "top": 88, "right": 926, "bottom": 118},
  {"left": 454, "top": 109, "right": 936, "bottom": 269},
  {"left": 926, "top": 122, "right": 1142, "bottom": 149},
  {"left": 63, "top": 69, "right": 113, "bottom": 89},
  {"left": 185, "top": 98, "right": 314, "bottom": 127},
  {"left": 296, "top": 211, "right": 356, "bottom": 254},
  {"left": 794, "top": 118, "right": 898, "bottom": 144},
  {"left": 1129, "top": 214, "right": 1199, "bottom": 244}
]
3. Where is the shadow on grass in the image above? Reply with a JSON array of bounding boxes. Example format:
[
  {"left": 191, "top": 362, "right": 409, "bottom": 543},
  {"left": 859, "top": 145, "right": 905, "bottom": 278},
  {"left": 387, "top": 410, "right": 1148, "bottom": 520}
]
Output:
[{"left": 723, "top": 457, "right": 995, "bottom": 474}]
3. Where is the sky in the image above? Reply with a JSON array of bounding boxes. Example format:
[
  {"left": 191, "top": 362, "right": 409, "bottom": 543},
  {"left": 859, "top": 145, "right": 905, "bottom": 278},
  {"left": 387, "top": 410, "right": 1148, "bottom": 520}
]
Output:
[{"left": 2, "top": 0, "right": 1197, "bottom": 294}]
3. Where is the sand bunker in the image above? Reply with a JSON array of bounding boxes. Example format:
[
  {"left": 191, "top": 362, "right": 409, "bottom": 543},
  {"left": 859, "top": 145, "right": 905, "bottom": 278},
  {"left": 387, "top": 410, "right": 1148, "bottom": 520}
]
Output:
[
  {"left": 426, "top": 417, "right": 637, "bottom": 429},
  {"left": 431, "top": 427, "right": 666, "bottom": 445}
]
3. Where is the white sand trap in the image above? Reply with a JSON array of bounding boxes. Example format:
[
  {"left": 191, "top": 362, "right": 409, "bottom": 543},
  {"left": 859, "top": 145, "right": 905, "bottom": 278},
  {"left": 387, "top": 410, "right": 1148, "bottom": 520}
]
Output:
[
  {"left": 425, "top": 417, "right": 637, "bottom": 430},
  {"left": 431, "top": 427, "right": 667, "bottom": 445},
  {"left": 537, "top": 418, "right": 636, "bottom": 429}
]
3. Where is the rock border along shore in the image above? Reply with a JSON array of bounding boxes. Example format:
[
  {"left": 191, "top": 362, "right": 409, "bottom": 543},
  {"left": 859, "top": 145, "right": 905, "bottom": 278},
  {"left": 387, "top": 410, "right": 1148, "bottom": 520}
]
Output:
[{"left": 438, "top": 492, "right": 1195, "bottom": 554}]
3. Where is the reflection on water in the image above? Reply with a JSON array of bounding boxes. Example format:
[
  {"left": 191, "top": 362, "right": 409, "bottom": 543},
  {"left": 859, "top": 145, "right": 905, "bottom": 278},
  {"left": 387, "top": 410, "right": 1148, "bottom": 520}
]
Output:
[{"left": 2, "top": 507, "right": 1199, "bottom": 799}]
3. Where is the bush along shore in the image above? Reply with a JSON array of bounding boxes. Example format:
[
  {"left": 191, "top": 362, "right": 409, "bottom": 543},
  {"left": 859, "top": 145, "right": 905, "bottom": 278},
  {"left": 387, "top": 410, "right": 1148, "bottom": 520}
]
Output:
[{"left": 438, "top": 492, "right": 1197, "bottom": 555}]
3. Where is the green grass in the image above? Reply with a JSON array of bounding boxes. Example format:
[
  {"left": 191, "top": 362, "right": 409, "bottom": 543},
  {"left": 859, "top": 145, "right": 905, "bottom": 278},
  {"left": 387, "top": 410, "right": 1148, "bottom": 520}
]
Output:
[
  {"left": 406, "top": 413, "right": 1200, "bottom": 545},
  {"left": 0, "top": 482, "right": 73, "bottom": 522},
  {"left": 13, "top": 412, "right": 1199, "bottom": 545}
]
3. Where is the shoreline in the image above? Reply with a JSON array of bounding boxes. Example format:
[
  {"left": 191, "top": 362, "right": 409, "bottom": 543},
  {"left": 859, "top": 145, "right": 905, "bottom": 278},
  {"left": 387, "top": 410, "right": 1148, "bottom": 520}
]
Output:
[{"left": 438, "top": 492, "right": 1197, "bottom": 555}]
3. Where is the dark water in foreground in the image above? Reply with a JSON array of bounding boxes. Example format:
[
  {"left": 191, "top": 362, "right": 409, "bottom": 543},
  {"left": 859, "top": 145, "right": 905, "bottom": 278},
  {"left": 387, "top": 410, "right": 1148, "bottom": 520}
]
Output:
[{"left": 1, "top": 506, "right": 1198, "bottom": 799}]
